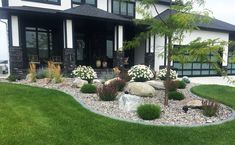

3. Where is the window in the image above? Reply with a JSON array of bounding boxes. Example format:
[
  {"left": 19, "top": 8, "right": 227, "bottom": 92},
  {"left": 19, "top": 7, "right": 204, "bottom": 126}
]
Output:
[
  {"left": 23, "top": 0, "right": 60, "bottom": 5},
  {"left": 72, "top": 0, "right": 97, "bottom": 6},
  {"left": 25, "top": 27, "right": 53, "bottom": 60},
  {"left": 112, "top": 0, "right": 135, "bottom": 17}
]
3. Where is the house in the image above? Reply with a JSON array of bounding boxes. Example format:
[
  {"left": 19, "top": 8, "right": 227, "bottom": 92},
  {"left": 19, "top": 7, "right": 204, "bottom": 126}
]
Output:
[{"left": 0, "top": 0, "right": 235, "bottom": 78}]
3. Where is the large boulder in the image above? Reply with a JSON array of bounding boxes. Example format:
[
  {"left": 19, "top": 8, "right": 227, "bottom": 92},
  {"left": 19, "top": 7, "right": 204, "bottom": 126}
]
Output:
[
  {"left": 186, "top": 100, "right": 202, "bottom": 109},
  {"left": 146, "top": 80, "right": 165, "bottom": 90},
  {"left": 125, "top": 82, "right": 155, "bottom": 97},
  {"left": 119, "top": 94, "right": 142, "bottom": 112},
  {"left": 72, "top": 78, "right": 88, "bottom": 88},
  {"left": 104, "top": 77, "right": 120, "bottom": 85}
]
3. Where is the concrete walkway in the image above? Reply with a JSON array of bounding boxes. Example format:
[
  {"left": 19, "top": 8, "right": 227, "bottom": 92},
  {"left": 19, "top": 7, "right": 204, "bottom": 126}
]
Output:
[{"left": 189, "top": 76, "right": 235, "bottom": 87}]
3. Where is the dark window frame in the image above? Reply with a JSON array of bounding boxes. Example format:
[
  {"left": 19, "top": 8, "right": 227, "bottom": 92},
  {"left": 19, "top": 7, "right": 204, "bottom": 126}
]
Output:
[
  {"left": 25, "top": 26, "right": 53, "bottom": 60},
  {"left": 111, "top": 0, "right": 136, "bottom": 18},
  {"left": 23, "top": 0, "right": 61, "bottom": 5},
  {"left": 72, "top": 0, "right": 97, "bottom": 7}
]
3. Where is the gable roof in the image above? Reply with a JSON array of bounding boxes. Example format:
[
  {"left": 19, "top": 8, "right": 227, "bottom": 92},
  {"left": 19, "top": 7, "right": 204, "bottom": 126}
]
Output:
[
  {"left": 155, "top": 9, "right": 235, "bottom": 32},
  {"left": 60, "top": 4, "right": 130, "bottom": 22}
]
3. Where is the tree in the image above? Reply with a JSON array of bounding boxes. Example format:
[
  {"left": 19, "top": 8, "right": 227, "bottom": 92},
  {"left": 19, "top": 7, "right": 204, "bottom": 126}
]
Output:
[{"left": 124, "top": 0, "right": 227, "bottom": 106}]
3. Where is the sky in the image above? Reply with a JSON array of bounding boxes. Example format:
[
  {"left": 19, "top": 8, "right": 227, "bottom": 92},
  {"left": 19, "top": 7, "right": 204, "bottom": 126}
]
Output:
[{"left": 1, "top": 0, "right": 235, "bottom": 60}]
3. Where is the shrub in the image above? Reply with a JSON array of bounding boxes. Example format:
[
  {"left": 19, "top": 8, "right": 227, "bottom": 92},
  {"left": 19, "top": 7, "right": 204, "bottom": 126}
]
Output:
[
  {"left": 182, "top": 76, "right": 190, "bottom": 84},
  {"left": 36, "top": 69, "right": 48, "bottom": 79},
  {"left": 175, "top": 80, "right": 186, "bottom": 89},
  {"left": 202, "top": 100, "right": 219, "bottom": 117},
  {"left": 164, "top": 80, "right": 177, "bottom": 91},
  {"left": 48, "top": 61, "right": 62, "bottom": 83},
  {"left": 72, "top": 65, "right": 97, "bottom": 83},
  {"left": 168, "top": 91, "right": 185, "bottom": 100},
  {"left": 110, "top": 79, "right": 126, "bottom": 91},
  {"left": 137, "top": 104, "right": 161, "bottom": 120},
  {"left": 80, "top": 84, "right": 97, "bottom": 93},
  {"left": 128, "top": 65, "right": 154, "bottom": 82},
  {"left": 157, "top": 68, "right": 178, "bottom": 80},
  {"left": 97, "top": 85, "right": 118, "bottom": 101},
  {"left": 7, "top": 75, "right": 17, "bottom": 82}
]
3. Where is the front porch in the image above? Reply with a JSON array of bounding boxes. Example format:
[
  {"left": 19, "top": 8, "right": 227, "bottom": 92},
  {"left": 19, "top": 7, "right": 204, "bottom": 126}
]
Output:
[{"left": 1, "top": 5, "right": 136, "bottom": 77}]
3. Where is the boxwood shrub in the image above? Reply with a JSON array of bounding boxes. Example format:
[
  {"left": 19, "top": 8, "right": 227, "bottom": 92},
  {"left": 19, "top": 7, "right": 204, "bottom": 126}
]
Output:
[
  {"left": 175, "top": 80, "right": 186, "bottom": 89},
  {"left": 168, "top": 91, "right": 185, "bottom": 100},
  {"left": 137, "top": 104, "right": 161, "bottom": 120},
  {"left": 80, "top": 84, "right": 97, "bottom": 93}
]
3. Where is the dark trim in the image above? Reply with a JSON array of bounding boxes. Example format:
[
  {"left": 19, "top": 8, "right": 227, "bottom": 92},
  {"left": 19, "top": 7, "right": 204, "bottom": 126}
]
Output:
[
  {"left": 8, "top": 15, "right": 12, "bottom": 47},
  {"left": 2, "top": 0, "right": 9, "bottom": 7},
  {"left": 22, "top": 0, "right": 61, "bottom": 5},
  {"left": 64, "top": 19, "right": 68, "bottom": 49},
  {"left": 164, "top": 35, "right": 167, "bottom": 66},
  {"left": 111, "top": 0, "right": 135, "bottom": 19},
  {"left": 72, "top": 0, "right": 97, "bottom": 7}
]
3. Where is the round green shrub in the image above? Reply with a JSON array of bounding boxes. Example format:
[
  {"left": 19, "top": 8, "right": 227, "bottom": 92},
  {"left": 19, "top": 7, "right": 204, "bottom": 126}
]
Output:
[
  {"left": 168, "top": 91, "right": 185, "bottom": 100},
  {"left": 175, "top": 80, "right": 186, "bottom": 89},
  {"left": 80, "top": 84, "right": 97, "bottom": 93},
  {"left": 7, "top": 75, "right": 17, "bottom": 82},
  {"left": 137, "top": 104, "right": 161, "bottom": 120}
]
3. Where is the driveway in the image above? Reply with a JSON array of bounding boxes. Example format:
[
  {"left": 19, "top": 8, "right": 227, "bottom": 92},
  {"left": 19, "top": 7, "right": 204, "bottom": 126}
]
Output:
[{"left": 189, "top": 76, "right": 235, "bottom": 87}]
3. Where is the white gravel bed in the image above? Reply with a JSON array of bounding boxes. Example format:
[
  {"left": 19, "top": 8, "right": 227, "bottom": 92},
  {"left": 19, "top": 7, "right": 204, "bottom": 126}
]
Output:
[{"left": 13, "top": 78, "right": 235, "bottom": 126}]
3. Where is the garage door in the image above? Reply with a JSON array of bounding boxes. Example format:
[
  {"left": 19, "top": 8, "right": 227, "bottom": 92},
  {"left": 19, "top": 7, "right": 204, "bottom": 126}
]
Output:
[
  {"left": 173, "top": 54, "right": 221, "bottom": 77},
  {"left": 227, "top": 49, "right": 235, "bottom": 75}
]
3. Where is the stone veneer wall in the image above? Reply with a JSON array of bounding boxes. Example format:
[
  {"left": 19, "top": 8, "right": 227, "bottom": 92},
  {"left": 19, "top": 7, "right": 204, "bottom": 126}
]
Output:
[
  {"left": 145, "top": 53, "right": 155, "bottom": 69},
  {"left": 9, "top": 47, "right": 27, "bottom": 79},
  {"left": 113, "top": 51, "right": 124, "bottom": 67},
  {"left": 63, "top": 48, "right": 76, "bottom": 74}
]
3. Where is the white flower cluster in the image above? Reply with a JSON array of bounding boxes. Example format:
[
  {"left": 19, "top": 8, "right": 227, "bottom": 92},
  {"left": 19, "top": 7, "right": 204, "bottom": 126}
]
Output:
[
  {"left": 128, "top": 65, "right": 154, "bottom": 82},
  {"left": 72, "top": 65, "right": 97, "bottom": 80},
  {"left": 157, "top": 68, "right": 178, "bottom": 80}
]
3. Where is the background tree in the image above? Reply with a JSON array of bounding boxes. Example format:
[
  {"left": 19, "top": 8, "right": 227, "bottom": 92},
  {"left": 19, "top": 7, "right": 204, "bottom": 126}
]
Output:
[{"left": 125, "top": 0, "right": 227, "bottom": 106}]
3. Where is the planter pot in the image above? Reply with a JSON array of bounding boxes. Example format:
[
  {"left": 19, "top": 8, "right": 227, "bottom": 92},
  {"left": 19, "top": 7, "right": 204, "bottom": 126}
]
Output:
[
  {"left": 102, "top": 61, "right": 108, "bottom": 68},
  {"left": 96, "top": 60, "right": 101, "bottom": 68}
]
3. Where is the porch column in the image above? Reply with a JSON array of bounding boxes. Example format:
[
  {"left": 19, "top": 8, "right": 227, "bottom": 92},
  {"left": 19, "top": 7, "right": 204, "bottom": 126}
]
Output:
[
  {"left": 9, "top": 15, "right": 25, "bottom": 78},
  {"left": 113, "top": 25, "right": 124, "bottom": 67},
  {"left": 63, "top": 19, "right": 76, "bottom": 73},
  {"left": 145, "top": 35, "right": 155, "bottom": 69}
]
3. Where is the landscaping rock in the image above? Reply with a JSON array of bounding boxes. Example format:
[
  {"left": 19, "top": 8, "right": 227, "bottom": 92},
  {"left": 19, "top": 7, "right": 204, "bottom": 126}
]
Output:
[
  {"left": 72, "top": 78, "right": 88, "bottom": 88},
  {"left": 125, "top": 82, "right": 155, "bottom": 97},
  {"left": 146, "top": 80, "right": 165, "bottom": 90},
  {"left": 93, "top": 79, "right": 103, "bottom": 88},
  {"left": 104, "top": 77, "right": 120, "bottom": 85},
  {"left": 119, "top": 94, "right": 142, "bottom": 112},
  {"left": 186, "top": 100, "right": 202, "bottom": 109}
]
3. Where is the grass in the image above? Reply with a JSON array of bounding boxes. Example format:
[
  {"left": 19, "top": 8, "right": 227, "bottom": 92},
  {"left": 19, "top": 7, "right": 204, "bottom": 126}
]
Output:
[{"left": 0, "top": 83, "right": 235, "bottom": 145}]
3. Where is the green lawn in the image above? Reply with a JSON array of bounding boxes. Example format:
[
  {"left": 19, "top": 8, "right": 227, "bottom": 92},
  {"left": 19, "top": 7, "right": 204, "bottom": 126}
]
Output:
[{"left": 0, "top": 83, "right": 235, "bottom": 145}]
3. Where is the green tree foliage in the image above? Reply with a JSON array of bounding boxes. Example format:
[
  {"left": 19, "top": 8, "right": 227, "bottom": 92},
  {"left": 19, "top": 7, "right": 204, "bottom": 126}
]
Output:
[{"left": 124, "top": 0, "right": 227, "bottom": 105}]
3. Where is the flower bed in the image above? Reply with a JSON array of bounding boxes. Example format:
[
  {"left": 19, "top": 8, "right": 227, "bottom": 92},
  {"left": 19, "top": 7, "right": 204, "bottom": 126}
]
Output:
[{"left": 16, "top": 78, "right": 234, "bottom": 126}]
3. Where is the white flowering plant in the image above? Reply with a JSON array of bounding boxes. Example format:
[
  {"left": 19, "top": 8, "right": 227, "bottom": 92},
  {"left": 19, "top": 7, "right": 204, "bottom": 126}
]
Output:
[
  {"left": 157, "top": 68, "right": 178, "bottom": 80},
  {"left": 128, "top": 65, "right": 154, "bottom": 82},
  {"left": 72, "top": 65, "right": 97, "bottom": 83}
]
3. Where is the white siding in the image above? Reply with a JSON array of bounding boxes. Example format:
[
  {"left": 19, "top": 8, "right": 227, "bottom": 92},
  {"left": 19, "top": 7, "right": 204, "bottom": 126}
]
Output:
[
  {"left": 136, "top": 2, "right": 169, "bottom": 19},
  {"left": 154, "top": 30, "right": 230, "bottom": 71},
  {"left": 66, "top": 19, "right": 73, "bottom": 49},
  {"left": 97, "top": 0, "right": 108, "bottom": 11},
  {"left": 8, "top": 0, "right": 71, "bottom": 10},
  {"left": 11, "top": 16, "right": 20, "bottom": 47}
]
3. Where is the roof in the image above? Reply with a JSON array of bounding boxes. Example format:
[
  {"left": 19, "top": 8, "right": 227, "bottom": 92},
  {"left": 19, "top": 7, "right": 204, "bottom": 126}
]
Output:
[
  {"left": 157, "top": 0, "right": 173, "bottom": 5},
  {"left": 0, "top": 5, "right": 130, "bottom": 22},
  {"left": 155, "top": 9, "right": 235, "bottom": 32},
  {"left": 60, "top": 5, "right": 130, "bottom": 22}
]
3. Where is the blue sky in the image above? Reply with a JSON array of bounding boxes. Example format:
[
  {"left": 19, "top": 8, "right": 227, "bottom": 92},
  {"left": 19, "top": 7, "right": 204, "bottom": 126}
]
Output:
[{"left": 0, "top": 0, "right": 235, "bottom": 60}]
